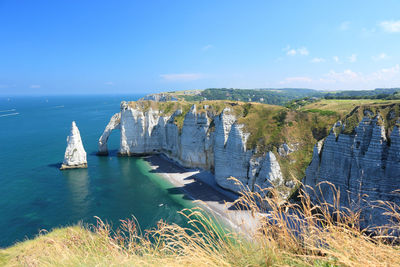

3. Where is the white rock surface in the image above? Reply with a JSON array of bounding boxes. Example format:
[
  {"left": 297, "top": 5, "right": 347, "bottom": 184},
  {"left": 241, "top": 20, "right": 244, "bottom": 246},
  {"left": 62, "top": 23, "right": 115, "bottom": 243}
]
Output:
[
  {"left": 256, "top": 152, "right": 284, "bottom": 190},
  {"left": 278, "top": 143, "right": 294, "bottom": 156},
  {"left": 304, "top": 115, "right": 400, "bottom": 227},
  {"left": 99, "top": 102, "right": 285, "bottom": 195},
  {"left": 214, "top": 122, "right": 252, "bottom": 192},
  {"left": 179, "top": 105, "right": 210, "bottom": 168},
  {"left": 61, "top": 121, "right": 87, "bottom": 169},
  {"left": 98, "top": 113, "right": 121, "bottom": 155}
]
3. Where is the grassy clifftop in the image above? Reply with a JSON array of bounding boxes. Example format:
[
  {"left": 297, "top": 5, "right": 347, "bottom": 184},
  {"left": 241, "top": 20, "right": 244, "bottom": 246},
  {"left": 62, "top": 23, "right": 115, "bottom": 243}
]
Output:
[
  {"left": 127, "top": 99, "right": 400, "bottom": 187},
  {"left": 127, "top": 100, "right": 341, "bottom": 185},
  {"left": 143, "top": 88, "right": 400, "bottom": 107},
  {"left": 300, "top": 99, "right": 400, "bottom": 134},
  {"left": 144, "top": 88, "right": 322, "bottom": 105}
]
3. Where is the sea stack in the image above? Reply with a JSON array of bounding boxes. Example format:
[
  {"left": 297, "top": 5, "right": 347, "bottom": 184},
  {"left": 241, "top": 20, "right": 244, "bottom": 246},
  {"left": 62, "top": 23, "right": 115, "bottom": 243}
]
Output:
[{"left": 60, "top": 121, "right": 88, "bottom": 170}]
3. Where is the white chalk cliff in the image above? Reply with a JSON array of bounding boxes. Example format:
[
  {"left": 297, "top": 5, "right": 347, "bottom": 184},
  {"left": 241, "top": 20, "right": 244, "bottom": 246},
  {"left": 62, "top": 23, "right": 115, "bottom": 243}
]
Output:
[
  {"left": 99, "top": 101, "right": 400, "bottom": 227},
  {"left": 99, "top": 102, "right": 285, "bottom": 194},
  {"left": 61, "top": 121, "right": 87, "bottom": 170},
  {"left": 304, "top": 113, "right": 400, "bottom": 227},
  {"left": 98, "top": 113, "right": 121, "bottom": 155}
]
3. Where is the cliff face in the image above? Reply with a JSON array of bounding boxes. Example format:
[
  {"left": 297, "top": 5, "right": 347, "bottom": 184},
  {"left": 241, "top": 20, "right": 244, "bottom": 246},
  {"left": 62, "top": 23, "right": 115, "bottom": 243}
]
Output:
[
  {"left": 99, "top": 101, "right": 287, "bottom": 195},
  {"left": 61, "top": 121, "right": 87, "bottom": 170},
  {"left": 99, "top": 100, "right": 400, "bottom": 226},
  {"left": 304, "top": 108, "right": 400, "bottom": 227},
  {"left": 98, "top": 113, "right": 121, "bottom": 155}
]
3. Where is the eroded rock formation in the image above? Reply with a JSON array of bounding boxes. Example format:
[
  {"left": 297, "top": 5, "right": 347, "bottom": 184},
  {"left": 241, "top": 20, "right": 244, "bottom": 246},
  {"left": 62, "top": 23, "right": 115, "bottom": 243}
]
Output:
[
  {"left": 98, "top": 113, "right": 121, "bottom": 155},
  {"left": 304, "top": 113, "right": 400, "bottom": 227},
  {"left": 61, "top": 121, "right": 87, "bottom": 170},
  {"left": 99, "top": 101, "right": 286, "bottom": 195}
]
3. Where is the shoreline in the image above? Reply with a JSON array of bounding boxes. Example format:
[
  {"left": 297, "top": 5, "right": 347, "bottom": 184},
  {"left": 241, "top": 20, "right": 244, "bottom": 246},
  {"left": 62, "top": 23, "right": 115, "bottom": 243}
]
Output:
[{"left": 143, "top": 154, "right": 261, "bottom": 236}]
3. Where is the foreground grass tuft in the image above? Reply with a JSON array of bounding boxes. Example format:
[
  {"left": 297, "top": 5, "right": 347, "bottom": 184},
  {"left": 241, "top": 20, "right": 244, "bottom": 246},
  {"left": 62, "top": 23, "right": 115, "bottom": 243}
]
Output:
[{"left": 1, "top": 184, "right": 400, "bottom": 266}]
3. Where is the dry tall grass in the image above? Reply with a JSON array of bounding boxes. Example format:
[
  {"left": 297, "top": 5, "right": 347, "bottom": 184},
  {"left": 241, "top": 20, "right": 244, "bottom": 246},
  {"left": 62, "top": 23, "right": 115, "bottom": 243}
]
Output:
[{"left": 1, "top": 182, "right": 400, "bottom": 267}]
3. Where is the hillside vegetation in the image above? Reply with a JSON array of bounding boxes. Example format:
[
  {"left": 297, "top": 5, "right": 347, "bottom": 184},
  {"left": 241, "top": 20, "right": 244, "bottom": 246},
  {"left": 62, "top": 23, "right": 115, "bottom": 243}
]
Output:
[
  {"left": 128, "top": 99, "right": 344, "bottom": 187},
  {"left": 1, "top": 186, "right": 400, "bottom": 266},
  {"left": 299, "top": 99, "right": 400, "bottom": 133},
  {"left": 143, "top": 88, "right": 400, "bottom": 107},
  {"left": 145, "top": 88, "right": 322, "bottom": 105},
  {"left": 127, "top": 99, "right": 400, "bottom": 190},
  {"left": 324, "top": 88, "right": 400, "bottom": 100}
]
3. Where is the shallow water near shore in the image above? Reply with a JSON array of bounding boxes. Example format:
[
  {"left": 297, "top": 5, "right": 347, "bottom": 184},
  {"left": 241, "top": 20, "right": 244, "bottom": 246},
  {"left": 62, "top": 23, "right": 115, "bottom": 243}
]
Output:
[{"left": 0, "top": 95, "right": 193, "bottom": 248}]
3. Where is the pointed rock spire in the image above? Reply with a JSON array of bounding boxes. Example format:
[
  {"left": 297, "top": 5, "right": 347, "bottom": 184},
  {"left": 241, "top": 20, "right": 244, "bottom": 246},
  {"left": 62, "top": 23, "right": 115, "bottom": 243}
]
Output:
[{"left": 60, "top": 121, "right": 88, "bottom": 170}]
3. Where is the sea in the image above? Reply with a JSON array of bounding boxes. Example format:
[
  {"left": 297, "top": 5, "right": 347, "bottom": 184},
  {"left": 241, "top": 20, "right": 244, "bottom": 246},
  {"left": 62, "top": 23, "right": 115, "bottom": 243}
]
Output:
[{"left": 0, "top": 95, "right": 193, "bottom": 248}]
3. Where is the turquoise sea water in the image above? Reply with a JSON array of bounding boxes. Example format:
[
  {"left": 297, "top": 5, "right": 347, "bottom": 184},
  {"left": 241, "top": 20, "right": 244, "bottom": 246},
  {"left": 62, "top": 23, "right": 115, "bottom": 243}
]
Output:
[{"left": 0, "top": 95, "right": 192, "bottom": 248}]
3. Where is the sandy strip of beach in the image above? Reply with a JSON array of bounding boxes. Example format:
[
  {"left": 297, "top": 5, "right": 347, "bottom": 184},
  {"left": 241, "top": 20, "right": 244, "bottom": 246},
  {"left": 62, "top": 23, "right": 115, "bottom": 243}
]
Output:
[{"left": 143, "top": 154, "right": 261, "bottom": 236}]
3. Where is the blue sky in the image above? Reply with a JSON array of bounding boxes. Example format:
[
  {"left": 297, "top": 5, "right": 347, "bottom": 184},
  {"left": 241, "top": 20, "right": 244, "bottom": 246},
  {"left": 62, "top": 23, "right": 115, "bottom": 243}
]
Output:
[{"left": 1, "top": 0, "right": 400, "bottom": 95}]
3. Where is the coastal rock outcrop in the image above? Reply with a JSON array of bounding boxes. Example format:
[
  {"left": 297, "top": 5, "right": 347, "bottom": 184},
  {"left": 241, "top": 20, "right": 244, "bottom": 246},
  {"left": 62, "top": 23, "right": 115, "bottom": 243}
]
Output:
[
  {"left": 304, "top": 113, "right": 400, "bottom": 227},
  {"left": 140, "top": 93, "right": 178, "bottom": 102},
  {"left": 99, "top": 100, "right": 400, "bottom": 227},
  {"left": 98, "top": 113, "right": 121, "bottom": 155},
  {"left": 278, "top": 143, "right": 295, "bottom": 156},
  {"left": 60, "top": 121, "right": 87, "bottom": 170},
  {"left": 99, "top": 102, "right": 286, "bottom": 195}
]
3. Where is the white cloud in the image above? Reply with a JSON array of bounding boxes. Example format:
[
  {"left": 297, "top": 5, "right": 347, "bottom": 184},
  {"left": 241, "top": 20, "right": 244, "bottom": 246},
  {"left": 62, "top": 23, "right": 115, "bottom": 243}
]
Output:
[
  {"left": 30, "top": 85, "right": 41, "bottom": 88},
  {"left": 372, "top": 64, "right": 400, "bottom": 79},
  {"left": 286, "top": 49, "right": 297, "bottom": 56},
  {"left": 339, "top": 21, "right": 350, "bottom": 31},
  {"left": 202, "top": 44, "right": 213, "bottom": 51},
  {"left": 280, "top": 76, "right": 313, "bottom": 84},
  {"left": 322, "top": 69, "right": 361, "bottom": 83},
  {"left": 349, "top": 54, "right": 357, "bottom": 63},
  {"left": 284, "top": 46, "right": 309, "bottom": 56},
  {"left": 372, "top": 53, "right": 388, "bottom": 61},
  {"left": 160, "top": 73, "right": 203, "bottom": 82},
  {"left": 279, "top": 64, "right": 400, "bottom": 89},
  {"left": 298, "top": 47, "right": 309, "bottom": 56},
  {"left": 311, "top": 57, "right": 325, "bottom": 63},
  {"left": 105, "top": 81, "right": 114, "bottom": 86},
  {"left": 333, "top": 56, "right": 340, "bottom": 63},
  {"left": 380, "top": 20, "right": 400, "bottom": 33},
  {"left": 321, "top": 64, "right": 400, "bottom": 84}
]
